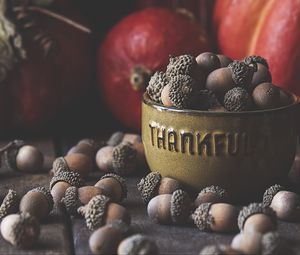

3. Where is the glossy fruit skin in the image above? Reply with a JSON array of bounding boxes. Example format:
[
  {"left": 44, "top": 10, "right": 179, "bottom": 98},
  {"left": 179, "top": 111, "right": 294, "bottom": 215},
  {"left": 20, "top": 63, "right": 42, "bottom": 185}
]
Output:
[
  {"left": 98, "top": 7, "right": 210, "bottom": 130},
  {"left": 1, "top": 0, "right": 92, "bottom": 132},
  {"left": 213, "top": 0, "right": 300, "bottom": 95}
]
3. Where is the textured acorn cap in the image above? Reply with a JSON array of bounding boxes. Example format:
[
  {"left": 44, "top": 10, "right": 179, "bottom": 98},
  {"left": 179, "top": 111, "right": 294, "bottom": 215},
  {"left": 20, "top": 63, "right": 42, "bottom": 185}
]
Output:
[
  {"left": 118, "top": 234, "right": 158, "bottom": 255},
  {"left": 0, "top": 189, "right": 19, "bottom": 220},
  {"left": 228, "top": 60, "right": 255, "bottom": 89},
  {"left": 31, "top": 186, "right": 54, "bottom": 211},
  {"left": 77, "top": 194, "right": 110, "bottom": 231},
  {"left": 244, "top": 55, "right": 269, "bottom": 69},
  {"left": 198, "top": 186, "right": 228, "bottom": 200},
  {"left": 107, "top": 132, "right": 124, "bottom": 147},
  {"left": 52, "top": 157, "right": 69, "bottom": 175},
  {"left": 100, "top": 173, "right": 127, "bottom": 200},
  {"left": 238, "top": 203, "right": 277, "bottom": 231},
  {"left": 224, "top": 87, "right": 250, "bottom": 112},
  {"left": 199, "top": 245, "right": 228, "bottom": 255},
  {"left": 192, "top": 203, "right": 212, "bottom": 231},
  {"left": 192, "top": 89, "right": 220, "bottom": 110},
  {"left": 4, "top": 140, "right": 26, "bottom": 170},
  {"left": 170, "top": 189, "right": 191, "bottom": 224},
  {"left": 262, "top": 184, "right": 285, "bottom": 206},
  {"left": 9, "top": 213, "right": 40, "bottom": 247},
  {"left": 169, "top": 75, "right": 196, "bottom": 108},
  {"left": 112, "top": 142, "right": 137, "bottom": 175},
  {"left": 61, "top": 186, "right": 80, "bottom": 215},
  {"left": 261, "top": 231, "right": 289, "bottom": 255},
  {"left": 50, "top": 171, "right": 82, "bottom": 190},
  {"left": 166, "top": 54, "right": 197, "bottom": 79},
  {"left": 137, "top": 172, "right": 162, "bottom": 204},
  {"left": 147, "top": 71, "right": 168, "bottom": 103}
]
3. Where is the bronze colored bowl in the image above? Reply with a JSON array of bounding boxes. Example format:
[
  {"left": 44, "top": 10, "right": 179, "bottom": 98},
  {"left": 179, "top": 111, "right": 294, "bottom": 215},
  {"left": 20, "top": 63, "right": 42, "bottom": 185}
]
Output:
[{"left": 141, "top": 93, "right": 300, "bottom": 202}]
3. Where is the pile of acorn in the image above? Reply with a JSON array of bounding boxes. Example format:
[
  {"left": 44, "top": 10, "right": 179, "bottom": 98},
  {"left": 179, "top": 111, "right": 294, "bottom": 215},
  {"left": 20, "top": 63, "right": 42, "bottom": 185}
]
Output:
[
  {"left": 0, "top": 135, "right": 158, "bottom": 255},
  {"left": 137, "top": 172, "right": 300, "bottom": 254},
  {"left": 146, "top": 53, "right": 293, "bottom": 112}
]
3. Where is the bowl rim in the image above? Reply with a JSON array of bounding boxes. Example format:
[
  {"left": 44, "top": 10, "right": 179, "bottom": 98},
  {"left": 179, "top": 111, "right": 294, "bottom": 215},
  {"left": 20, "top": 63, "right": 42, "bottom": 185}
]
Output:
[{"left": 142, "top": 92, "right": 300, "bottom": 116}]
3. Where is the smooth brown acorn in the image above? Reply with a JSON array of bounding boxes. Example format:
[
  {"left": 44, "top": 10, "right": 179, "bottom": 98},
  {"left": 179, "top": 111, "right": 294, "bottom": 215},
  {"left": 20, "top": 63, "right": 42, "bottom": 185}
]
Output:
[
  {"left": 252, "top": 83, "right": 280, "bottom": 109},
  {"left": 196, "top": 52, "right": 221, "bottom": 75},
  {"left": 217, "top": 54, "right": 233, "bottom": 68},
  {"left": 199, "top": 244, "right": 241, "bottom": 255},
  {"left": 0, "top": 189, "right": 19, "bottom": 220},
  {"left": 194, "top": 185, "right": 228, "bottom": 207},
  {"left": 67, "top": 139, "right": 101, "bottom": 159},
  {"left": 78, "top": 195, "right": 130, "bottom": 231},
  {"left": 96, "top": 146, "right": 114, "bottom": 172},
  {"left": 20, "top": 186, "right": 53, "bottom": 220},
  {"left": 231, "top": 232, "right": 262, "bottom": 255},
  {"left": 192, "top": 203, "right": 239, "bottom": 233},
  {"left": 249, "top": 63, "right": 272, "bottom": 90}
]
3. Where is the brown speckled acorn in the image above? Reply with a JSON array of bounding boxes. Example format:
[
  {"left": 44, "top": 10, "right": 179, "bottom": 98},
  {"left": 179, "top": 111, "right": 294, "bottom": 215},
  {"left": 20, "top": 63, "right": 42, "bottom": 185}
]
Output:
[
  {"left": 252, "top": 83, "right": 280, "bottom": 109},
  {"left": 194, "top": 185, "right": 228, "bottom": 207},
  {"left": 67, "top": 139, "right": 100, "bottom": 159},
  {"left": 0, "top": 213, "right": 40, "bottom": 248},
  {"left": 89, "top": 223, "right": 124, "bottom": 255},
  {"left": 0, "top": 189, "right": 19, "bottom": 220},
  {"left": 196, "top": 52, "right": 221, "bottom": 75},
  {"left": 199, "top": 244, "right": 241, "bottom": 255},
  {"left": 78, "top": 195, "right": 130, "bottom": 231},
  {"left": 50, "top": 171, "right": 82, "bottom": 204},
  {"left": 94, "top": 173, "right": 127, "bottom": 202},
  {"left": 263, "top": 184, "right": 300, "bottom": 221},
  {"left": 231, "top": 232, "right": 262, "bottom": 255},
  {"left": 147, "top": 189, "right": 191, "bottom": 225},
  {"left": 51, "top": 153, "right": 93, "bottom": 178},
  {"left": 117, "top": 234, "right": 159, "bottom": 255},
  {"left": 192, "top": 203, "right": 239, "bottom": 233},
  {"left": 137, "top": 172, "right": 181, "bottom": 204},
  {"left": 217, "top": 54, "right": 233, "bottom": 68},
  {"left": 238, "top": 203, "right": 277, "bottom": 234},
  {"left": 20, "top": 187, "right": 53, "bottom": 220}
]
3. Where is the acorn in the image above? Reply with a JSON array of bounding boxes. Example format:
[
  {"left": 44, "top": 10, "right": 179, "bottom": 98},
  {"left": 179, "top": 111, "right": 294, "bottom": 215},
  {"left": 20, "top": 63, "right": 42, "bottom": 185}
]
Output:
[
  {"left": 263, "top": 184, "right": 300, "bottom": 221},
  {"left": 191, "top": 89, "right": 221, "bottom": 110},
  {"left": 67, "top": 139, "right": 101, "bottom": 159},
  {"left": 61, "top": 186, "right": 105, "bottom": 215},
  {"left": 194, "top": 185, "right": 228, "bottom": 207},
  {"left": 50, "top": 171, "right": 82, "bottom": 204},
  {"left": 20, "top": 186, "right": 53, "bottom": 221},
  {"left": 96, "top": 146, "right": 114, "bottom": 172},
  {"left": 2, "top": 140, "right": 44, "bottom": 173},
  {"left": 261, "top": 231, "right": 290, "bottom": 255},
  {"left": 166, "top": 55, "right": 197, "bottom": 79},
  {"left": 146, "top": 71, "right": 168, "bottom": 103},
  {"left": 122, "top": 133, "right": 142, "bottom": 146},
  {"left": 223, "top": 87, "right": 251, "bottom": 112},
  {"left": 78, "top": 195, "right": 130, "bottom": 231},
  {"left": 238, "top": 203, "right": 277, "bottom": 234},
  {"left": 51, "top": 153, "right": 93, "bottom": 178},
  {"left": 244, "top": 55, "right": 269, "bottom": 69},
  {"left": 147, "top": 189, "right": 191, "bottom": 225},
  {"left": 199, "top": 244, "right": 241, "bottom": 255},
  {"left": 117, "top": 234, "right": 159, "bottom": 255},
  {"left": 252, "top": 83, "right": 280, "bottom": 109},
  {"left": 89, "top": 223, "right": 124, "bottom": 255},
  {"left": 231, "top": 232, "right": 262, "bottom": 255},
  {"left": 217, "top": 54, "right": 233, "bottom": 68},
  {"left": 279, "top": 89, "right": 293, "bottom": 106},
  {"left": 161, "top": 84, "right": 173, "bottom": 107},
  {"left": 94, "top": 173, "right": 127, "bottom": 202},
  {"left": 0, "top": 213, "right": 40, "bottom": 248},
  {"left": 137, "top": 172, "right": 181, "bottom": 204},
  {"left": 192, "top": 203, "right": 239, "bottom": 233},
  {"left": 249, "top": 63, "right": 272, "bottom": 90},
  {"left": 0, "top": 189, "right": 19, "bottom": 220},
  {"left": 107, "top": 132, "right": 125, "bottom": 147},
  {"left": 196, "top": 52, "right": 221, "bottom": 75}
]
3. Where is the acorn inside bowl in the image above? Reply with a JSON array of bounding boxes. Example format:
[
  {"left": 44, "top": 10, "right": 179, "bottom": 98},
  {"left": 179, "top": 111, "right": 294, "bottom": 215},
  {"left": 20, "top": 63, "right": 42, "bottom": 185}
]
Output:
[{"left": 141, "top": 92, "right": 300, "bottom": 202}]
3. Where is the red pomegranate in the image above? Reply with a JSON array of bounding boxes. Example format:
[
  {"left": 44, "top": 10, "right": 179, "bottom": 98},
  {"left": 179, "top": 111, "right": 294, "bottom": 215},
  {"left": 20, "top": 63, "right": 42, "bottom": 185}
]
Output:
[
  {"left": 98, "top": 7, "right": 210, "bottom": 130},
  {"left": 0, "top": 0, "right": 92, "bottom": 132}
]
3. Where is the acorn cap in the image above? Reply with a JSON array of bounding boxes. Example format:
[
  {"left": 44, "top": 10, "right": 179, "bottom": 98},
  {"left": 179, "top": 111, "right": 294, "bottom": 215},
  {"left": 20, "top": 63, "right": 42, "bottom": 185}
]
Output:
[
  {"left": 147, "top": 71, "right": 168, "bottom": 103},
  {"left": 0, "top": 189, "right": 19, "bottom": 220},
  {"left": 170, "top": 189, "right": 191, "bottom": 224},
  {"left": 262, "top": 184, "right": 285, "bottom": 206},
  {"left": 52, "top": 157, "right": 69, "bottom": 175},
  {"left": 224, "top": 87, "right": 250, "bottom": 112},
  {"left": 10, "top": 213, "right": 40, "bottom": 247},
  {"left": 118, "top": 234, "right": 158, "bottom": 255},
  {"left": 61, "top": 186, "right": 81, "bottom": 215},
  {"left": 228, "top": 60, "right": 255, "bottom": 89},
  {"left": 77, "top": 194, "right": 110, "bottom": 231},
  {"left": 107, "top": 132, "right": 124, "bottom": 147},
  {"left": 169, "top": 75, "right": 196, "bottom": 109},
  {"left": 244, "top": 55, "right": 269, "bottom": 69},
  {"left": 4, "top": 140, "right": 26, "bottom": 170},
  {"left": 100, "top": 173, "right": 127, "bottom": 200},
  {"left": 137, "top": 172, "right": 162, "bottom": 204},
  {"left": 50, "top": 171, "right": 82, "bottom": 190},
  {"left": 31, "top": 186, "right": 54, "bottom": 211},
  {"left": 166, "top": 54, "right": 197, "bottom": 79},
  {"left": 198, "top": 185, "right": 228, "bottom": 200},
  {"left": 192, "top": 203, "right": 212, "bottom": 231},
  {"left": 238, "top": 203, "right": 277, "bottom": 231},
  {"left": 112, "top": 142, "right": 137, "bottom": 175},
  {"left": 261, "top": 231, "right": 289, "bottom": 255},
  {"left": 199, "top": 245, "right": 228, "bottom": 255}
]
